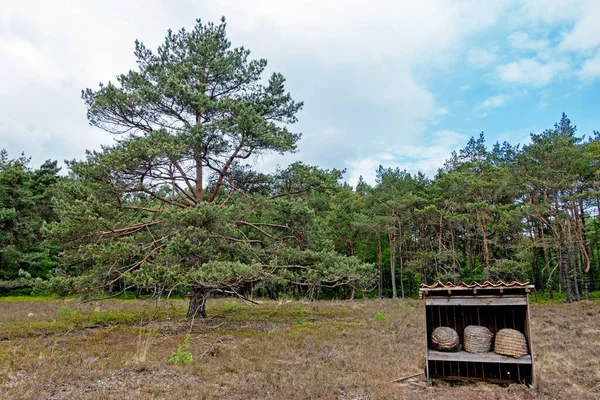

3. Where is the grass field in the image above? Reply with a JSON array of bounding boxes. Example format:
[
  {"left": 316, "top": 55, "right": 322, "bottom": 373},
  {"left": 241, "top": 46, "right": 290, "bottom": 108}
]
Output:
[{"left": 0, "top": 295, "right": 599, "bottom": 399}]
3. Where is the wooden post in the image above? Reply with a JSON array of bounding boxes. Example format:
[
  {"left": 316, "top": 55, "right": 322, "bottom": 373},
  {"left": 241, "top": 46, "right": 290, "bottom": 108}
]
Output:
[
  {"left": 424, "top": 293, "right": 431, "bottom": 385},
  {"left": 525, "top": 292, "right": 536, "bottom": 389}
]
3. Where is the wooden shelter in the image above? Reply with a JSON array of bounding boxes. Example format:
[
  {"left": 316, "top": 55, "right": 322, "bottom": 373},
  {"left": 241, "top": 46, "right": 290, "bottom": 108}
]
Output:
[{"left": 420, "top": 281, "right": 536, "bottom": 387}]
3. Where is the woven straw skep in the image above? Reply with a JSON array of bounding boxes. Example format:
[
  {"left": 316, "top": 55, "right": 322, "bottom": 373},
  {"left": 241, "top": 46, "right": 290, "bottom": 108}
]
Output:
[
  {"left": 464, "top": 325, "right": 493, "bottom": 353},
  {"left": 431, "top": 327, "right": 460, "bottom": 352},
  {"left": 494, "top": 328, "right": 528, "bottom": 358}
]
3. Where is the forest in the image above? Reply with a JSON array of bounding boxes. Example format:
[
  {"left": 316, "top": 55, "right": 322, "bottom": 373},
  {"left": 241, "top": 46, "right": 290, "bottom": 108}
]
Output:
[
  {"left": 1, "top": 19, "right": 599, "bottom": 314},
  {"left": 2, "top": 107, "right": 599, "bottom": 306}
]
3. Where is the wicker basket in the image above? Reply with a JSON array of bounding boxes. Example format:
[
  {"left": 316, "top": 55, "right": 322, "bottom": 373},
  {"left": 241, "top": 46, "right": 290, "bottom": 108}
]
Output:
[
  {"left": 494, "top": 328, "right": 528, "bottom": 358},
  {"left": 431, "top": 327, "right": 460, "bottom": 352},
  {"left": 464, "top": 325, "right": 493, "bottom": 353}
]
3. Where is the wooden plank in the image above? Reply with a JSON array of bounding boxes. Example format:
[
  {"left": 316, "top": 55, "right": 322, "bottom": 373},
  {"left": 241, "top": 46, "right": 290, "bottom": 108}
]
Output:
[
  {"left": 425, "top": 296, "right": 527, "bottom": 306},
  {"left": 525, "top": 293, "right": 536, "bottom": 388},
  {"left": 425, "top": 301, "right": 431, "bottom": 384},
  {"left": 428, "top": 350, "right": 532, "bottom": 365},
  {"left": 430, "top": 374, "right": 518, "bottom": 384}
]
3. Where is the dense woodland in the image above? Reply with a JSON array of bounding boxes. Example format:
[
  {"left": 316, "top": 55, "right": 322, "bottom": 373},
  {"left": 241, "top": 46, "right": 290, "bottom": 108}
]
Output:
[
  {"left": 2, "top": 113, "right": 599, "bottom": 304},
  {"left": 1, "top": 19, "right": 599, "bottom": 312}
]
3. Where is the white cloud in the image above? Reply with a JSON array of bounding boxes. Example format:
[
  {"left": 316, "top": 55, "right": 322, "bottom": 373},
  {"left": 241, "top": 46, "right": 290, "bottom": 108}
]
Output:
[
  {"left": 0, "top": 36, "right": 68, "bottom": 83},
  {"left": 227, "top": 0, "right": 508, "bottom": 65},
  {"left": 508, "top": 32, "right": 549, "bottom": 52},
  {"left": 467, "top": 47, "right": 497, "bottom": 68},
  {"left": 495, "top": 58, "right": 568, "bottom": 86},
  {"left": 537, "top": 90, "right": 550, "bottom": 110},
  {"left": 499, "top": 1, "right": 600, "bottom": 90},
  {"left": 0, "top": 0, "right": 510, "bottom": 182},
  {"left": 558, "top": 2, "right": 600, "bottom": 52},
  {"left": 518, "top": 0, "right": 600, "bottom": 53},
  {"left": 3, "top": 0, "right": 598, "bottom": 188},
  {"left": 480, "top": 91, "right": 526, "bottom": 110},
  {"left": 0, "top": 0, "right": 177, "bottom": 164},
  {"left": 579, "top": 52, "right": 600, "bottom": 80},
  {"left": 496, "top": 127, "right": 535, "bottom": 148},
  {"left": 0, "top": 116, "right": 51, "bottom": 159},
  {"left": 395, "top": 130, "right": 468, "bottom": 177},
  {"left": 482, "top": 94, "right": 512, "bottom": 109},
  {"left": 434, "top": 107, "right": 450, "bottom": 117},
  {"left": 518, "top": 0, "right": 582, "bottom": 25},
  {"left": 346, "top": 130, "right": 468, "bottom": 184},
  {"left": 346, "top": 156, "right": 388, "bottom": 187}
]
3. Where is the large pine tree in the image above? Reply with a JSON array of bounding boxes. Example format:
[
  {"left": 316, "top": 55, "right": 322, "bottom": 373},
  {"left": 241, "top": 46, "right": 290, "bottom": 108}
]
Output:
[{"left": 49, "top": 18, "right": 374, "bottom": 317}]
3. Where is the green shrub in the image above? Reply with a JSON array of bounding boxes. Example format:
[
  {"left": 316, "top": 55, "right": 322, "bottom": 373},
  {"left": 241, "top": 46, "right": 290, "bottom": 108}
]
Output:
[
  {"left": 89, "top": 311, "right": 112, "bottom": 325},
  {"left": 374, "top": 311, "right": 386, "bottom": 321},
  {"left": 168, "top": 333, "right": 193, "bottom": 366},
  {"left": 398, "top": 302, "right": 415, "bottom": 311},
  {"left": 87, "top": 310, "right": 140, "bottom": 325},
  {"left": 292, "top": 308, "right": 310, "bottom": 325},
  {"left": 219, "top": 301, "right": 239, "bottom": 313},
  {"left": 57, "top": 306, "right": 85, "bottom": 323},
  {"left": 58, "top": 306, "right": 77, "bottom": 317}
]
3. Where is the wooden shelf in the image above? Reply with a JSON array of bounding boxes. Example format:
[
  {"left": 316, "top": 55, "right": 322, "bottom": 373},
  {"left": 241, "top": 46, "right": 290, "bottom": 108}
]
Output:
[
  {"left": 425, "top": 295, "right": 527, "bottom": 306},
  {"left": 428, "top": 350, "right": 532, "bottom": 365}
]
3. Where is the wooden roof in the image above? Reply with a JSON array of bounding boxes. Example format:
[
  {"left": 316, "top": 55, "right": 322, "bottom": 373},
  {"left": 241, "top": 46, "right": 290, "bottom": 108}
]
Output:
[{"left": 420, "top": 280, "right": 534, "bottom": 298}]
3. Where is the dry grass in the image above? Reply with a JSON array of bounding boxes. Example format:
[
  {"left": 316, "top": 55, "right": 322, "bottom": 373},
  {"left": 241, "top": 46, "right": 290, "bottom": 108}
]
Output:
[{"left": 0, "top": 296, "right": 598, "bottom": 399}]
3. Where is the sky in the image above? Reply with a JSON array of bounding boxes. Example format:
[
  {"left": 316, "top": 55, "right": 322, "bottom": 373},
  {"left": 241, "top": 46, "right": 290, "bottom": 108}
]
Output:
[{"left": 1, "top": 0, "right": 600, "bottom": 185}]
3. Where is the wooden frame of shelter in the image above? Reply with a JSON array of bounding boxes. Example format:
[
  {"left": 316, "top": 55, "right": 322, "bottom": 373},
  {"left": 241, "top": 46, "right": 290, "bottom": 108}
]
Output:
[{"left": 420, "top": 281, "right": 536, "bottom": 387}]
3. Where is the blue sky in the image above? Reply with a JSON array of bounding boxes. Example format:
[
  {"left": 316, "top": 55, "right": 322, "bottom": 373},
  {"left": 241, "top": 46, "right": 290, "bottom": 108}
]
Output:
[{"left": 1, "top": 0, "right": 599, "bottom": 185}]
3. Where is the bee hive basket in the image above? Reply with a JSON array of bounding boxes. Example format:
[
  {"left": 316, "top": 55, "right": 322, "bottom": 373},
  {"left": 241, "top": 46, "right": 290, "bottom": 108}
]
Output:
[
  {"left": 494, "top": 328, "right": 528, "bottom": 358},
  {"left": 431, "top": 326, "right": 460, "bottom": 352},
  {"left": 464, "top": 325, "right": 493, "bottom": 353}
]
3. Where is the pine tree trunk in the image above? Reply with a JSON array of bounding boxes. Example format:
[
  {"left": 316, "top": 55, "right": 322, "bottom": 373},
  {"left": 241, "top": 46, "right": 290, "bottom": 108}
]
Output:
[
  {"left": 565, "top": 204, "right": 581, "bottom": 302},
  {"left": 377, "top": 235, "right": 383, "bottom": 300},
  {"left": 195, "top": 162, "right": 203, "bottom": 203},
  {"left": 482, "top": 228, "right": 491, "bottom": 281},
  {"left": 593, "top": 214, "right": 600, "bottom": 286},
  {"left": 560, "top": 248, "right": 573, "bottom": 302},
  {"left": 584, "top": 270, "right": 590, "bottom": 300},
  {"left": 466, "top": 225, "right": 474, "bottom": 281},
  {"left": 577, "top": 200, "right": 591, "bottom": 300},
  {"left": 476, "top": 209, "right": 491, "bottom": 281},
  {"left": 450, "top": 224, "right": 457, "bottom": 283},
  {"left": 399, "top": 221, "right": 405, "bottom": 299},
  {"left": 389, "top": 231, "right": 397, "bottom": 299},
  {"left": 187, "top": 287, "right": 208, "bottom": 318},
  {"left": 195, "top": 112, "right": 203, "bottom": 203},
  {"left": 529, "top": 225, "right": 538, "bottom": 289},
  {"left": 558, "top": 248, "right": 563, "bottom": 293},
  {"left": 579, "top": 249, "right": 589, "bottom": 300},
  {"left": 571, "top": 242, "right": 581, "bottom": 302},
  {"left": 540, "top": 226, "right": 552, "bottom": 298}
]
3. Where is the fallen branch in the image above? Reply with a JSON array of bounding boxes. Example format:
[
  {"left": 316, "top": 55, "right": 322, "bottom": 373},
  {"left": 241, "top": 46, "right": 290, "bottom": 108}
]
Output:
[{"left": 391, "top": 372, "right": 425, "bottom": 383}]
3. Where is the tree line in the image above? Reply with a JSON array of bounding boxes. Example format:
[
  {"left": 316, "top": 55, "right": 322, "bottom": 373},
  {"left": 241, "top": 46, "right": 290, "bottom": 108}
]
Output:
[
  {"left": 329, "top": 115, "right": 600, "bottom": 302},
  {"left": 0, "top": 151, "right": 60, "bottom": 284},
  {"left": 3, "top": 113, "right": 598, "bottom": 304},
  {"left": 1, "top": 18, "right": 598, "bottom": 313}
]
